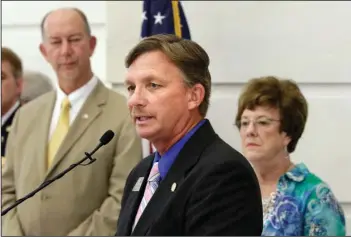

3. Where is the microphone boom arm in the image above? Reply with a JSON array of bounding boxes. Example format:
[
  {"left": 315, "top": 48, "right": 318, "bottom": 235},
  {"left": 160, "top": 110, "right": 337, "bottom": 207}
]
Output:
[{"left": 1, "top": 143, "right": 102, "bottom": 216}]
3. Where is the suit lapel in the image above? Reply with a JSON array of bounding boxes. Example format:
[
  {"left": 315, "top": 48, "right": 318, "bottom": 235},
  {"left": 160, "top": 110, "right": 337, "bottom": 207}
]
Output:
[
  {"left": 45, "top": 82, "right": 107, "bottom": 178},
  {"left": 132, "top": 120, "right": 218, "bottom": 235},
  {"left": 35, "top": 92, "right": 56, "bottom": 181},
  {"left": 1, "top": 104, "right": 20, "bottom": 140},
  {"left": 118, "top": 157, "right": 154, "bottom": 235},
  {"left": 2, "top": 105, "right": 20, "bottom": 131},
  {"left": 1, "top": 105, "right": 20, "bottom": 156}
]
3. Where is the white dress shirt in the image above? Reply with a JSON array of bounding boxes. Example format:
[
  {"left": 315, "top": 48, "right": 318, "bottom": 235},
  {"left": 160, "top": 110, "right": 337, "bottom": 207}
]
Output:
[
  {"left": 48, "top": 76, "right": 98, "bottom": 140},
  {"left": 1, "top": 100, "right": 20, "bottom": 126}
]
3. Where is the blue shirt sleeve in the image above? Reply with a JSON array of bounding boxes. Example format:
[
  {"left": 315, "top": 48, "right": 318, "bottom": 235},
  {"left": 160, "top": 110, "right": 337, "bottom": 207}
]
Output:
[{"left": 303, "top": 183, "right": 346, "bottom": 236}]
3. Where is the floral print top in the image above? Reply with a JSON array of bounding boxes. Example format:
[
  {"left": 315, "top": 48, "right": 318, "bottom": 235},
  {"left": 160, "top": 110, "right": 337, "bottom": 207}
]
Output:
[{"left": 262, "top": 163, "right": 346, "bottom": 236}]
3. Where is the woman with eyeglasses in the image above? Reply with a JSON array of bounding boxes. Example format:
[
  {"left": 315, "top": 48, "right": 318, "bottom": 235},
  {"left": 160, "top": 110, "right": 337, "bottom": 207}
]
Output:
[{"left": 235, "top": 76, "right": 345, "bottom": 236}]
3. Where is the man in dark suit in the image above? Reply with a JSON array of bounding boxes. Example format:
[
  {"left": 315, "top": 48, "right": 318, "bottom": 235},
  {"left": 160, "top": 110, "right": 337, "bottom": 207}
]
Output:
[
  {"left": 116, "top": 34, "right": 263, "bottom": 236},
  {"left": 1, "top": 47, "right": 23, "bottom": 165}
]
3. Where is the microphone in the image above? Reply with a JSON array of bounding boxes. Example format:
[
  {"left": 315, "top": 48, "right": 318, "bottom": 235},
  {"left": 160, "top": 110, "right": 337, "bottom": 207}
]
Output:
[{"left": 1, "top": 130, "right": 115, "bottom": 216}]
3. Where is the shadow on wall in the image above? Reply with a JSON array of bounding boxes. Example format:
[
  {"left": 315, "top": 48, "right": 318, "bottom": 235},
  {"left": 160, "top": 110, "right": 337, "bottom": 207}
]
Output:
[{"left": 21, "top": 70, "right": 54, "bottom": 103}]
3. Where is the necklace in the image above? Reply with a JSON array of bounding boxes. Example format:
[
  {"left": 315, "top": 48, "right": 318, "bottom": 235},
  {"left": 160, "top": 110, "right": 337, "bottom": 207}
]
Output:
[
  {"left": 262, "top": 191, "right": 277, "bottom": 221},
  {"left": 261, "top": 162, "right": 295, "bottom": 221}
]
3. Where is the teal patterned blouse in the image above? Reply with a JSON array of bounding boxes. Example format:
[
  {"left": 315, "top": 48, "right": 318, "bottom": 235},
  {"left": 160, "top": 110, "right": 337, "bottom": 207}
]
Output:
[{"left": 262, "top": 163, "right": 346, "bottom": 236}]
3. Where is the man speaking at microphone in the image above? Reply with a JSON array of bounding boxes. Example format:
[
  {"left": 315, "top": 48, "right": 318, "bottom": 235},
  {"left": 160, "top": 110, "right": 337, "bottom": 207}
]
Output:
[
  {"left": 115, "top": 34, "right": 263, "bottom": 236},
  {"left": 1, "top": 8, "right": 142, "bottom": 236}
]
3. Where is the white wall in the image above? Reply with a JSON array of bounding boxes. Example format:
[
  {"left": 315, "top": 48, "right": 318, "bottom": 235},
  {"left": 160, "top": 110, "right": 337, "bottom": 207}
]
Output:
[
  {"left": 1, "top": 1, "right": 108, "bottom": 87},
  {"left": 106, "top": 1, "right": 351, "bottom": 234},
  {"left": 2, "top": 1, "right": 350, "bottom": 234}
]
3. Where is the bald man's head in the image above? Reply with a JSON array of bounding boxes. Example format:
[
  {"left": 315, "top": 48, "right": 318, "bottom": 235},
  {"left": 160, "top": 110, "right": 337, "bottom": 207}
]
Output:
[
  {"left": 38, "top": 7, "right": 97, "bottom": 91},
  {"left": 40, "top": 8, "right": 91, "bottom": 39}
]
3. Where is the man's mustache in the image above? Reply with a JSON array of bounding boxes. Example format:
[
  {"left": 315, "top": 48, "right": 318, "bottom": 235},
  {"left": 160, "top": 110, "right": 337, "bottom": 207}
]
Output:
[{"left": 130, "top": 107, "right": 152, "bottom": 117}]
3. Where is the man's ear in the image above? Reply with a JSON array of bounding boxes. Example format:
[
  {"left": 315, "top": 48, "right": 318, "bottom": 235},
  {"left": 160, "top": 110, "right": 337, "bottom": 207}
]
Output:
[
  {"left": 89, "top": 35, "right": 97, "bottom": 57},
  {"left": 39, "top": 43, "right": 48, "bottom": 61},
  {"left": 187, "top": 83, "right": 205, "bottom": 111},
  {"left": 16, "top": 77, "right": 24, "bottom": 98}
]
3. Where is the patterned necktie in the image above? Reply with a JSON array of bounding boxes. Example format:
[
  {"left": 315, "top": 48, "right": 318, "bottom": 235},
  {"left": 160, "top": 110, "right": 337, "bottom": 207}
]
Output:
[
  {"left": 133, "top": 161, "right": 161, "bottom": 230},
  {"left": 47, "top": 97, "right": 71, "bottom": 169}
]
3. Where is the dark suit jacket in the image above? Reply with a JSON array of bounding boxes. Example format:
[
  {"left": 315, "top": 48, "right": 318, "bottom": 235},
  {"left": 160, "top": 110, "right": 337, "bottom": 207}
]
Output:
[
  {"left": 1, "top": 105, "right": 20, "bottom": 157},
  {"left": 116, "top": 120, "right": 263, "bottom": 236}
]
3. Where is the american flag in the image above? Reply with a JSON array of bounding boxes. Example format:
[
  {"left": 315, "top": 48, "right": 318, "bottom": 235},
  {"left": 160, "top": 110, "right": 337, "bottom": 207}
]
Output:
[
  {"left": 140, "top": 0, "right": 191, "bottom": 154},
  {"left": 141, "top": 0, "right": 191, "bottom": 39}
]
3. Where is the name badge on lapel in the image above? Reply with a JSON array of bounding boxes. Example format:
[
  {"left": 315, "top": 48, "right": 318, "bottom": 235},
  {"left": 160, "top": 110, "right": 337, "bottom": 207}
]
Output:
[{"left": 132, "top": 177, "right": 144, "bottom": 192}]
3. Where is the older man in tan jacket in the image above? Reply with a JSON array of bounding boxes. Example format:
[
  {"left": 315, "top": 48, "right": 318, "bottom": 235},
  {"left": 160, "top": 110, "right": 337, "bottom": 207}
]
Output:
[{"left": 1, "top": 7, "right": 143, "bottom": 236}]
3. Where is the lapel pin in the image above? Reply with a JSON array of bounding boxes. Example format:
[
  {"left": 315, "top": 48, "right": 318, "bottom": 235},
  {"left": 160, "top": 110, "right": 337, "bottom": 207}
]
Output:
[
  {"left": 171, "top": 182, "right": 177, "bottom": 192},
  {"left": 82, "top": 114, "right": 89, "bottom": 119},
  {"left": 132, "top": 177, "right": 144, "bottom": 192}
]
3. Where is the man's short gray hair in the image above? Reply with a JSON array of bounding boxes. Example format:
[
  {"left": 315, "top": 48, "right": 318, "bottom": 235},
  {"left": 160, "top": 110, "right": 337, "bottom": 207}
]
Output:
[{"left": 21, "top": 70, "right": 54, "bottom": 103}]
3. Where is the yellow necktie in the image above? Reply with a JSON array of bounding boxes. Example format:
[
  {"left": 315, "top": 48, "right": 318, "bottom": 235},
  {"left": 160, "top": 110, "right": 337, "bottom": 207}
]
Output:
[{"left": 47, "top": 97, "right": 71, "bottom": 168}]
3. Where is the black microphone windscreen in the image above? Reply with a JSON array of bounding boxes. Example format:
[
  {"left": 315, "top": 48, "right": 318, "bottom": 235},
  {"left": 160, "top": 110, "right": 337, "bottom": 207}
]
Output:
[{"left": 100, "top": 130, "right": 115, "bottom": 145}]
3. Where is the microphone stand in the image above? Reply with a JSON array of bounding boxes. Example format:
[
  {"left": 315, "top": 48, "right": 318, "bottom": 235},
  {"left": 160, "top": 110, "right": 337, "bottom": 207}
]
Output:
[{"left": 1, "top": 143, "right": 103, "bottom": 216}]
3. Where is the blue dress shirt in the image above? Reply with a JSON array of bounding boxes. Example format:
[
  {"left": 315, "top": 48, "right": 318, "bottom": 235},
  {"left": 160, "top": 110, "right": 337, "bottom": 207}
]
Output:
[{"left": 153, "top": 119, "right": 206, "bottom": 180}]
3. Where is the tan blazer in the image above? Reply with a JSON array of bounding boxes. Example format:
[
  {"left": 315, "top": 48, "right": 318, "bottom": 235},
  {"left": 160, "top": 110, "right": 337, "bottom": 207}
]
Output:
[{"left": 1, "top": 81, "right": 143, "bottom": 236}]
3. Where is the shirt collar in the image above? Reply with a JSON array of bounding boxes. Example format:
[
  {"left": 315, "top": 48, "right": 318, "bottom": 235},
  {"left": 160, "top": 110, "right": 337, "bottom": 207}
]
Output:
[
  {"left": 154, "top": 119, "right": 207, "bottom": 179},
  {"left": 285, "top": 162, "right": 310, "bottom": 182},
  {"left": 277, "top": 162, "right": 310, "bottom": 192},
  {"left": 1, "top": 100, "right": 20, "bottom": 126},
  {"left": 56, "top": 75, "right": 98, "bottom": 106}
]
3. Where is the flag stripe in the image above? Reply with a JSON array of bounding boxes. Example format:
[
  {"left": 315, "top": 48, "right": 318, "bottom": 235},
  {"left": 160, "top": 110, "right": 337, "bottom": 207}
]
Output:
[{"left": 171, "top": 0, "right": 182, "bottom": 37}]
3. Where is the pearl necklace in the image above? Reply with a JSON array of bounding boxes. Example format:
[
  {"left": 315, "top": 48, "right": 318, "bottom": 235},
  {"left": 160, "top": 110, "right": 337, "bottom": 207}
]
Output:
[
  {"left": 262, "top": 191, "right": 277, "bottom": 221},
  {"left": 261, "top": 162, "right": 295, "bottom": 221}
]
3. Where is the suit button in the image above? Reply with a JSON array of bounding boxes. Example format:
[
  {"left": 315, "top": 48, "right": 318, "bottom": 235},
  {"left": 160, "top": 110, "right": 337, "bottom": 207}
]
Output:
[{"left": 42, "top": 194, "right": 50, "bottom": 200}]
